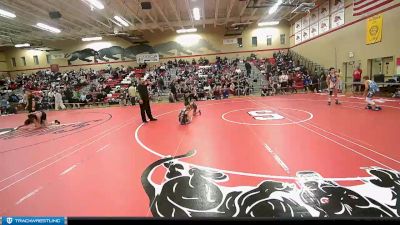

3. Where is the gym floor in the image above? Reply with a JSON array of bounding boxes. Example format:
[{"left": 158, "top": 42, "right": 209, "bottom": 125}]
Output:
[{"left": 1, "top": 94, "right": 399, "bottom": 218}]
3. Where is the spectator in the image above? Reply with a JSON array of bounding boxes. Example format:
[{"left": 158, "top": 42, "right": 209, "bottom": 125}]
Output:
[
  {"left": 261, "top": 85, "right": 269, "bottom": 97},
  {"left": 353, "top": 66, "right": 362, "bottom": 92},
  {"left": 128, "top": 84, "right": 137, "bottom": 106},
  {"left": 1, "top": 96, "right": 10, "bottom": 114},
  {"left": 170, "top": 81, "right": 177, "bottom": 100},
  {"left": 245, "top": 61, "right": 252, "bottom": 77},
  {"left": 222, "top": 85, "right": 229, "bottom": 99},
  {"left": 25, "top": 90, "right": 36, "bottom": 113},
  {"left": 54, "top": 90, "right": 66, "bottom": 110}
]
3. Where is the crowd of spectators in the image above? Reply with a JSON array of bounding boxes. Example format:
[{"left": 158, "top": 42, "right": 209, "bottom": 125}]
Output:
[
  {"left": 166, "top": 56, "right": 255, "bottom": 103},
  {"left": 1, "top": 51, "right": 350, "bottom": 115},
  {"left": 0, "top": 65, "right": 134, "bottom": 114},
  {"left": 254, "top": 51, "right": 324, "bottom": 96}
]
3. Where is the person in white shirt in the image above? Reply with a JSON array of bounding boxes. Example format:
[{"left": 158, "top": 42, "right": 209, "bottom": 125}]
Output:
[
  {"left": 279, "top": 72, "right": 289, "bottom": 94},
  {"left": 54, "top": 91, "right": 66, "bottom": 110},
  {"left": 80, "top": 92, "right": 87, "bottom": 103},
  {"left": 204, "top": 84, "right": 212, "bottom": 99},
  {"left": 235, "top": 68, "right": 241, "bottom": 74}
]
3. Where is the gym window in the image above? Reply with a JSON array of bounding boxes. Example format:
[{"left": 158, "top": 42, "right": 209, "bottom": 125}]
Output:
[
  {"left": 11, "top": 57, "right": 16, "bottom": 67},
  {"left": 33, "top": 55, "right": 39, "bottom": 65},
  {"left": 252, "top": 36, "right": 257, "bottom": 47},
  {"left": 267, "top": 35, "right": 272, "bottom": 46},
  {"left": 46, "top": 55, "right": 51, "bottom": 64},
  {"left": 21, "top": 57, "right": 26, "bottom": 66},
  {"left": 280, "top": 34, "right": 286, "bottom": 45}
]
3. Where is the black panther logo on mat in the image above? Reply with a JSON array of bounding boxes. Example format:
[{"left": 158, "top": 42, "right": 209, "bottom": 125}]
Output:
[
  {"left": 0, "top": 119, "right": 103, "bottom": 140},
  {"left": 65, "top": 48, "right": 99, "bottom": 65},
  {"left": 141, "top": 150, "right": 400, "bottom": 218}
]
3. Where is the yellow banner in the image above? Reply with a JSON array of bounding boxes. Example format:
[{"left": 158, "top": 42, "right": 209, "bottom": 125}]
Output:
[{"left": 366, "top": 14, "right": 383, "bottom": 45}]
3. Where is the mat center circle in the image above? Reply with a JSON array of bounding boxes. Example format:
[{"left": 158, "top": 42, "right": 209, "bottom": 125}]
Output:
[{"left": 221, "top": 107, "right": 313, "bottom": 126}]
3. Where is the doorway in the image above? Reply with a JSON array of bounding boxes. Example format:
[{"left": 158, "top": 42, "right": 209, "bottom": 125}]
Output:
[{"left": 368, "top": 56, "right": 394, "bottom": 81}]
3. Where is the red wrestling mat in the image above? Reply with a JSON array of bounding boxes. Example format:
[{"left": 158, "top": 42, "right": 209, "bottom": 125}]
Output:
[{"left": 0, "top": 94, "right": 399, "bottom": 218}]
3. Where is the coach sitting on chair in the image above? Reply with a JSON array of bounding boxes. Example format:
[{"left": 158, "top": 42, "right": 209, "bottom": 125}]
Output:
[{"left": 137, "top": 76, "right": 157, "bottom": 123}]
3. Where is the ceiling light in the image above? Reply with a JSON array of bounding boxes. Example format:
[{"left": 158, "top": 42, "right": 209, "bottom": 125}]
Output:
[
  {"left": 0, "top": 8, "right": 16, "bottom": 18},
  {"left": 193, "top": 7, "right": 201, "bottom": 21},
  {"left": 82, "top": 36, "right": 102, "bottom": 41},
  {"left": 110, "top": 19, "right": 122, "bottom": 27},
  {"left": 269, "top": 0, "right": 283, "bottom": 15},
  {"left": 114, "top": 16, "right": 129, "bottom": 27},
  {"left": 82, "top": 0, "right": 104, "bottom": 10},
  {"left": 176, "top": 28, "right": 197, "bottom": 34},
  {"left": 36, "top": 23, "right": 61, "bottom": 33},
  {"left": 258, "top": 21, "right": 280, "bottom": 26},
  {"left": 15, "top": 43, "right": 30, "bottom": 48}
]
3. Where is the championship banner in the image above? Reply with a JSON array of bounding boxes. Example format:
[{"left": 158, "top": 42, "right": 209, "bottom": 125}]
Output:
[
  {"left": 136, "top": 53, "right": 159, "bottom": 63},
  {"left": 309, "top": 10, "right": 319, "bottom": 25},
  {"left": 331, "top": 9, "right": 345, "bottom": 29},
  {"left": 319, "top": 17, "right": 330, "bottom": 34},
  {"left": 319, "top": 1, "right": 330, "bottom": 19},
  {"left": 302, "top": 27, "right": 310, "bottom": 41},
  {"left": 310, "top": 23, "right": 319, "bottom": 38},
  {"left": 294, "top": 32, "right": 302, "bottom": 45},
  {"left": 294, "top": 20, "right": 302, "bottom": 33},
  {"left": 366, "top": 14, "right": 383, "bottom": 45},
  {"left": 330, "top": 0, "right": 344, "bottom": 13},
  {"left": 302, "top": 15, "right": 310, "bottom": 29}
]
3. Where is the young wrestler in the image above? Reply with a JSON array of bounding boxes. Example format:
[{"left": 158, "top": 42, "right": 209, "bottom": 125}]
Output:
[
  {"left": 326, "top": 67, "right": 340, "bottom": 105},
  {"left": 16, "top": 111, "right": 60, "bottom": 130},
  {"left": 363, "top": 76, "right": 382, "bottom": 111}
]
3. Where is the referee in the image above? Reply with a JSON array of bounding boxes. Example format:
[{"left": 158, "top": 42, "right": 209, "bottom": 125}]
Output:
[{"left": 137, "top": 77, "right": 157, "bottom": 123}]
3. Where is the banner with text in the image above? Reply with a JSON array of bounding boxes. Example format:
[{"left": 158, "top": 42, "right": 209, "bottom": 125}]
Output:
[
  {"left": 136, "top": 53, "right": 159, "bottom": 63},
  {"left": 366, "top": 14, "right": 383, "bottom": 45}
]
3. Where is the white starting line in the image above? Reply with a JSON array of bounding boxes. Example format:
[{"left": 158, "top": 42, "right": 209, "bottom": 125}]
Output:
[
  {"left": 264, "top": 144, "right": 290, "bottom": 174},
  {"left": 15, "top": 187, "right": 43, "bottom": 205},
  {"left": 96, "top": 144, "right": 110, "bottom": 153},
  {"left": 59, "top": 165, "right": 78, "bottom": 176}
]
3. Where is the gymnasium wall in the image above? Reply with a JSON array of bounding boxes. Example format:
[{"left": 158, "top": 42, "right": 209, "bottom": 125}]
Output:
[
  {"left": 290, "top": 0, "right": 400, "bottom": 78},
  {"left": 0, "top": 53, "right": 8, "bottom": 73},
  {"left": 2, "top": 24, "right": 290, "bottom": 76}
]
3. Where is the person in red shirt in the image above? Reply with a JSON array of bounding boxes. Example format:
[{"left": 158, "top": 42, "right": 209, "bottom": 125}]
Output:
[{"left": 353, "top": 66, "right": 362, "bottom": 92}]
